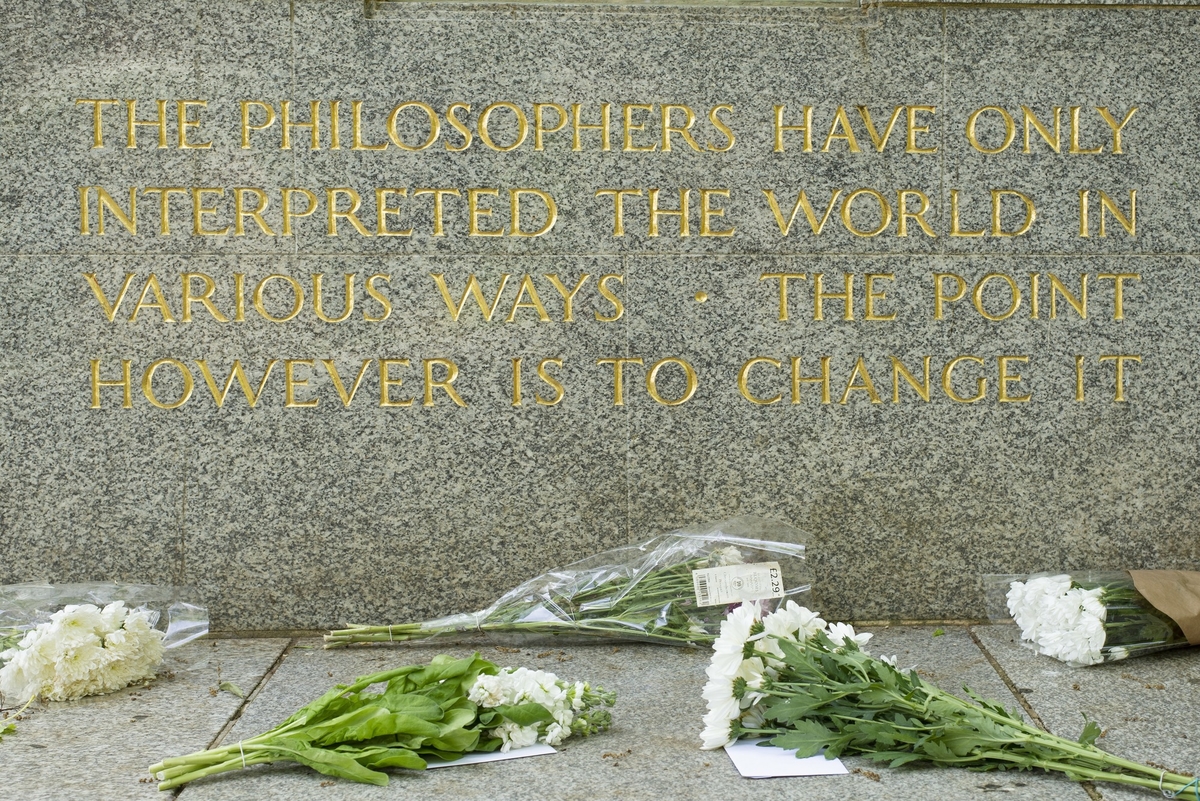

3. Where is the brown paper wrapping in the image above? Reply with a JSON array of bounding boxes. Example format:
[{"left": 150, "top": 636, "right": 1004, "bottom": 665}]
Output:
[{"left": 1128, "top": 570, "right": 1200, "bottom": 645}]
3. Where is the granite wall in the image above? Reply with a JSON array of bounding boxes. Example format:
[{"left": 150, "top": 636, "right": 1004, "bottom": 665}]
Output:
[{"left": 2, "top": 0, "right": 1198, "bottom": 629}]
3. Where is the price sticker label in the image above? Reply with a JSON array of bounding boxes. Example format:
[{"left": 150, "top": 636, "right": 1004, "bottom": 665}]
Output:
[{"left": 692, "top": 562, "right": 784, "bottom": 607}]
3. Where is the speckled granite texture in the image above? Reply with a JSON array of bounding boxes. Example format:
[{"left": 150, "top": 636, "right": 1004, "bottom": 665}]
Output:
[{"left": 1, "top": 0, "right": 1198, "bottom": 630}]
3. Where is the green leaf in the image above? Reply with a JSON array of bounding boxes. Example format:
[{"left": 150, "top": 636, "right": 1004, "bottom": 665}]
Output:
[
  {"left": 428, "top": 727, "right": 482, "bottom": 753},
  {"left": 356, "top": 746, "right": 427, "bottom": 771},
  {"left": 0, "top": 721, "right": 16, "bottom": 742},
  {"left": 769, "top": 720, "right": 836, "bottom": 758},
  {"left": 377, "top": 691, "right": 444, "bottom": 721},
  {"left": 1078, "top": 718, "right": 1102, "bottom": 747},
  {"left": 282, "top": 746, "right": 391, "bottom": 786},
  {"left": 932, "top": 628, "right": 946, "bottom": 637},
  {"left": 308, "top": 706, "right": 443, "bottom": 746},
  {"left": 494, "top": 703, "right": 554, "bottom": 727},
  {"left": 218, "top": 681, "right": 245, "bottom": 698}
]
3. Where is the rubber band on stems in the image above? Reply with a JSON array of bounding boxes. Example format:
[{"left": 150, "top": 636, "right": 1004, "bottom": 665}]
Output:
[
  {"left": 239, "top": 741, "right": 246, "bottom": 769},
  {"left": 1160, "top": 772, "right": 1200, "bottom": 799}
]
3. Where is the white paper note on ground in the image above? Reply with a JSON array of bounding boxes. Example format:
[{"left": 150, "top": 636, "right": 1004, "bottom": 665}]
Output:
[
  {"left": 424, "top": 743, "right": 556, "bottom": 769},
  {"left": 724, "top": 738, "right": 848, "bottom": 778}
]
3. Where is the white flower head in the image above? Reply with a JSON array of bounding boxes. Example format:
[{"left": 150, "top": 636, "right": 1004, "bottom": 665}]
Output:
[{"left": 825, "top": 622, "right": 872, "bottom": 650}]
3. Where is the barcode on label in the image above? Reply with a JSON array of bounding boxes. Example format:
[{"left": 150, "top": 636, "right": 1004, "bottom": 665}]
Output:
[{"left": 691, "top": 562, "right": 785, "bottom": 608}]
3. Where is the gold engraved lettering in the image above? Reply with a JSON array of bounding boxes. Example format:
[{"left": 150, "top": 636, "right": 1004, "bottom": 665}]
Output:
[
  {"left": 196, "top": 360, "right": 277, "bottom": 407},
  {"left": 997, "top": 355, "right": 1030, "bottom": 403},
  {"left": 1069, "top": 106, "right": 1103, "bottom": 154},
  {"left": 478, "top": 102, "right": 529, "bottom": 152},
  {"left": 596, "top": 357, "right": 643, "bottom": 406},
  {"left": 773, "top": 105, "right": 812, "bottom": 153},
  {"left": 949, "top": 190, "right": 985, "bottom": 237},
  {"left": 125, "top": 99, "right": 168, "bottom": 149},
  {"left": 966, "top": 106, "right": 1014, "bottom": 154},
  {"left": 233, "top": 274, "right": 246, "bottom": 322},
  {"left": 79, "top": 186, "right": 90, "bottom": 234},
  {"left": 858, "top": 106, "right": 904, "bottom": 152},
  {"left": 623, "top": 104, "right": 657, "bottom": 152},
  {"left": 646, "top": 357, "right": 698, "bottom": 406},
  {"left": 1022, "top": 106, "right": 1061, "bottom": 153},
  {"left": 182, "top": 272, "right": 230, "bottom": 322},
  {"left": 312, "top": 273, "right": 355, "bottom": 323},
  {"left": 934, "top": 273, "right": 967, "bottom": 319},
  {"left": 412, "top": 188, "right": 461, "bottom": 236},
  {"left": 699, "top": 189, "right": 734, "bottom": 237},
  {"left": 991, "top": 189, "right": 1036, "bottom": 237},
  {"left": 375, "top": 188, "right": 412, "bottom": 236},
  {"left": 329, "top": 99, "right": 341, "bottom": 149},
  {"left": 191, "top": 188, "right": 229, "bottom": 236},
  {"left": 511, "top": 357, "right": 523, "bottom": 406},
  {"left": 510, "top": 188, "right": 557, "bottom": 237},
  {"left": 90, "top": 359, "right": 132, "bottom": 408},
  {"left": 890, "top": 356, "right": 931, "bottom": 403},
  {"left": 281, "top": 187, "right": 317, "bottom": 236},
  {"left": 648, "top": 188, "right": 690, "bottom": 237},
  {"left": 379, "top": 359, "right": 413, "bottom": 407},
  {"left": 594, "top": 188, "right": 642, "bottom": 237},
  {"left": 506, "top": 275, "right": 552, "bottom": 322},
  {"left": 706, "top": 105, "right": 735, "bottom": 152},
  {"left": 1096, "top": 273, "right": 1139, "bottom": 320},
  {"left": 1075, "top": 354, "right": 1085, "bottom": 402},
  {"left": 77, "top": 99, "right": 118, "bottom": 148},
  {"left": 326, "top": 188, "right": 372, "bottom": 237},
  {"left": 533, "top": 103, "right": 567, "bottom": 151},
  {"left": 284, "top": 359, "right": 318, "bottom": 408},
  {"left": 467, "top": 188, "right": 503, "bottom": 236},
  {"left": 387, "top": 102, "right": 439, "bottom": 151},
  {"left": 96, "top": 187, "right": 137, "bottom": 236},
  {"left": 738, "top": 357, "right": 782, "bottom": 405},
  {"left": 813, "top": 273, "right": 853, "bottom": 321},
  {"left": 942, "top": 356, "right": 986, "bottom": 403},
  {"left": 595, "top": 274, "right": 625, "bottom": 322},
  {"left": 662, "top": 105, "right": 703, "bottom": 152},
  {"left": 822, "top": 106, "right": 861, "bottom": 153},
  {"left": 321, "top": 359, "right": 371, "bottom": 407},
  {"left": 445, "top": 103, "right": 472, "bottom": 152},
  {"left": 571, "top": 103, "right": 611, "bottom": 151},
  {"left": 424, "top": 358, "right": 467, "bottom": 407},
  {"left": 1099, "top": 354, "right": 1141, "bottom": 402},
  {"left": 364, "top": 274, "right": 392, "bottom": 322},
  {"left": 839, "top": 358, "right": 881, "bottom": 404},
  {"left": 233, "top": 187, "right": 274, "bottom": 236},
  {"left": 973, "top": 273, "right": 1021, "bottom": 321},
  {"left": 1099, "top": 190, "right": 1136, "bottom": 237},
  {"left": 130, "top": 274, "right": 176, "bottom": 322},
  {"left": 840, "top": 188, "right": 891, "bottom": 237},
  {"left": 351, "top": 100, "right": 388, "bottom": 151},
  {"left": 545, "top": 274, "right": 591, "bottom": 322},
  {"left": 906, "top": 106, "right": 937, "bottom": 154},
  {"left": 176, "top": 100, "right": 211, "bottom": 149},
  {"left": 240, "top": 101, "right": 276, "bottom": 149},
  {"left": 1030, "top": 272, "right": 1040, "bottom": 319},
  {"left": 83, "top": 272, "right": 137, "bottom": 322},
  {"left": 536, "top": 358, "right": 565, "bottom": 406},
  {"left": 897, "top": 189, "right": 936, "bottom": 238},
  {"left": 281, "top": 100, "right": 321, "bottom": 150},
  {"left": 759, "top": 272, "right": 807, "bottom": 321},
  {"left": 253, "top": 274, "right": 304, "bottom": 323},
  {"left": 142, "top": 358, "right": 194, "bottom": 409},
  {"left": 790, "top": 356, "right": 831, "bottom": 404},
  {"left": 1049, "top": 273, "right": 1086, "bottom": 319},
  {"left": 864, "top": 274, "right": 896, "bottom": 321},
  {"left": 431, "top": 273, "right": 511, "bottom": 321},
  {"left": 1096, "top": 107, "right": 1137, "bottom": 154},
  {"left": 762, "top": 189, "right": 841, "bottom": 236}
]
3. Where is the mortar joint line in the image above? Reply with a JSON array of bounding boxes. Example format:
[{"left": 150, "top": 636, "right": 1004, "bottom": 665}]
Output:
[{"left": 200, "top": 637, "right": 297, "bottom": 757}]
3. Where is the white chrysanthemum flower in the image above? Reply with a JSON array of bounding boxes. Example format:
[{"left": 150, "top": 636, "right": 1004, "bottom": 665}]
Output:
[
  {"left": 1107, "top": 646, "right": 1130, "bottom": 661},
  {"left": 710, "top": 603, "right": 757, "bottom": 678},
  {"left": 712, "top": 546, "right": 744, "bottom": 566},
  {"left": 1007, "top": 575, "right": 1072, "bottom": 642},
  {"left": 826, "top": 622, "right": 872, "bottom": 650}
]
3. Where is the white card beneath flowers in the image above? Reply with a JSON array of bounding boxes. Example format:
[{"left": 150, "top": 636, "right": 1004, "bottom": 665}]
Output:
[{"left": 724, "top": 738, "right": 847, "bottom": 778}]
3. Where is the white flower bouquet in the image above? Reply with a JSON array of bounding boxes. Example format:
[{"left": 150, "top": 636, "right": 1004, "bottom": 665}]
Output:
[
  {"left": 988, "top": 571, "right": 1200, "bottom": 666},
  {"left": 701, "top": 602, "right": 1199, "bottom": 797},
  {"left": 326, "top": 516, "right": 810, "bottom": 649},
  {"left": 149, "top": 653, "right": 615, "bottom": 789},
  {"left": 0, "top": 582, "right": 208, "bottom": 706}
]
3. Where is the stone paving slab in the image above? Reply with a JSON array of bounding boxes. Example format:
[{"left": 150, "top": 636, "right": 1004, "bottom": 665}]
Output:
[
  {"left": 0, "top": 638, "right": 289, "bottom": 801},
  {"left": 174, "top": 628, "right": 1087, "bottom": 801}
]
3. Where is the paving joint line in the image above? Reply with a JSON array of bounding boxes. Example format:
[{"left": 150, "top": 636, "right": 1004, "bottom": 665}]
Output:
[{"left": 968, "top": 626, "right": 1104, "bottom": 801}]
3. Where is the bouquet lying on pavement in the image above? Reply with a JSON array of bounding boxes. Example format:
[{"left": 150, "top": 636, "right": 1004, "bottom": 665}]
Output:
[
  {"left": 326, "top": 516, "right": 809, "bottom": 649},
  {"left": 701, "top": 601, "right": 1199, "bottom": 797},
  {"left": 149, "top": 653, "right": 615, "bottom": 790},
  {"left": 990, "top": 570, "right": 1200, "bottom": 665},
  {"left": 0, "top": 583, "right": 208, "bottom": 705}
]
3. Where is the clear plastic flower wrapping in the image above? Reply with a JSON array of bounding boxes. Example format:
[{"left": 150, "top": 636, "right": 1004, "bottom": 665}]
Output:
[
  {"left": 984, "top": 570, "right": 1193, "bottom": 666},
  {"left": 326, "top": 516, "right": 811, "bottom": 648}
]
